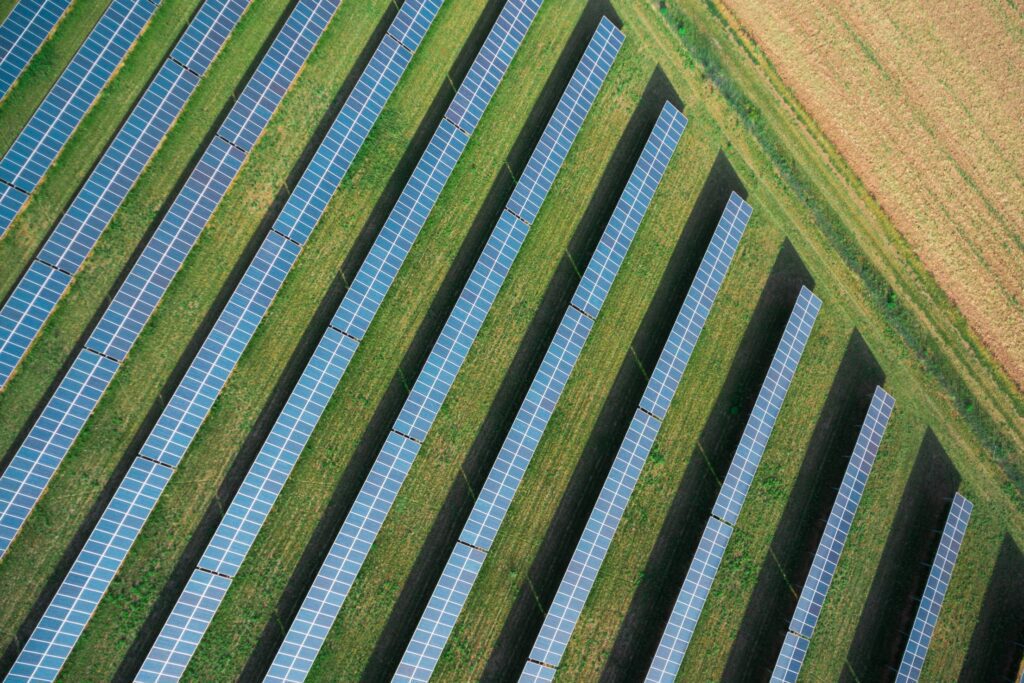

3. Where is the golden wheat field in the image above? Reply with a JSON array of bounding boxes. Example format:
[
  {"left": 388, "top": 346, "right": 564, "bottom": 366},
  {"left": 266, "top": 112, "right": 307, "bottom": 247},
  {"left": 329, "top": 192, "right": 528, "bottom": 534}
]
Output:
[{"left": 719, "top": 0, "right": 1024, "bottom": 388}]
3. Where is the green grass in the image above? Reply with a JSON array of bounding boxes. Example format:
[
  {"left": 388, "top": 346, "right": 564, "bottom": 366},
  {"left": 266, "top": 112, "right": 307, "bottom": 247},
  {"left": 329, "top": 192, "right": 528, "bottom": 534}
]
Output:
[
  {"left": 0, "top": 0, "right": 206, "bottom": 300},
  {"left": 0, "top": 0, "right": 1019, "bottom": 680}
]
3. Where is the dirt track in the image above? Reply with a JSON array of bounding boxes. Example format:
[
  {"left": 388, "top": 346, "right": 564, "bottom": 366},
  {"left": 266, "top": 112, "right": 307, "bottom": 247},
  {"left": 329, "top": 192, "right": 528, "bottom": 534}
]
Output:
[{"left": 720, "top": 0, "right": 1024, "bottom": 387}]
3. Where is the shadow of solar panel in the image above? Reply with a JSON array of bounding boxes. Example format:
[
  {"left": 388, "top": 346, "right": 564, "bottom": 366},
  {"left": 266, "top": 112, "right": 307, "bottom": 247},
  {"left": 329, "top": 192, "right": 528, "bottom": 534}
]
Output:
[
  {"left": 0, "top": 0, "right": 71, "bottom": 101},
  {"left": 38, "top": 60, "right": 199, "bottom": 273},
  {"left": 330, "top": 118, "right": 468, "bottom": 341},
  {"left": 444, "top": 0, "right": 541, "bottom": 135},
  {"left": 6, "top": 455, "right": 171, "bottom": 682},
  {"left": 170, "top": 0, "right": 248, "bottom": 76},
  {"left": 0, "top": 348, "right": 116, "bottom": 555},
  {"left": 0, "top": 261, "right": 70, "bottom": 384},
  {"left": 895, "top": 492, "right": 972, "bottom": 683},
  {"left": 646, "top": 287, "right": 821, "bottom": 681},
  {"left": 139, "top": 229, "right": 300, "bottom": 467},
  {"left": 646, "top": 516, "right": 733, "bottom": 683},
  {"left": 0, "top": 0, "right": 158, "bottom": 206},
  {"left": 712, "top": 287, "right": 821, "bottom": 527},
  {"left": 86, "top": 135, "right": 245, "bottom": 361},
  {"left": 134, "top": 569, "right": 231, "bottom": 682},
  {"left": 639, "top": 191, "right": 751, "bottom": 420},
  {"left": 218, "top": 0, "right": 338, "bottom": 152}
]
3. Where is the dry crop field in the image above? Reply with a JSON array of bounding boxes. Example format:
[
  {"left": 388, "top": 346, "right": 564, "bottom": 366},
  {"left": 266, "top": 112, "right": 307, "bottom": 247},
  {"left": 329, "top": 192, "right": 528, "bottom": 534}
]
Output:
[{"left": 0, "top": 0, "right": 1021, "bottom": 681}]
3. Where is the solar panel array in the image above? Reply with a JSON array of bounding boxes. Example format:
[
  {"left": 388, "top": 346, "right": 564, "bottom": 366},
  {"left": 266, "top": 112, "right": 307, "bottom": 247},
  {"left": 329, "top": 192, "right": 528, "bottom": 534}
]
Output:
[
  {"left": 895, "top": 492, "right": 973, "bottom": 683},
  {"left": 130, "top": 2, "right": 443, "bottom": 679},
  {"left": 395, "top": 93, "right": 686, "bottom": 683},
  {"left": 645, "top": 286, "right": 821, "bottom": 683},
  {"left": 264, "top": 14, "right": 633, "bottom": 683},
  {"left": 0, "top": 0, "right": 335, "bottom": 563},
  {"left": 4, "top": 0, "right": 349, "bottom": 678},
  {"left": 0, "top": 0, "right": 72, "bottom": 101},
  {"left": 0, "top": 0, "right": 160, "bottom": 238},
  {"left": 520, "top": 192, "right": 751, "bottom": 683},
  {"left": 770, "top": 386, "right": 894, "bottom": 683}
]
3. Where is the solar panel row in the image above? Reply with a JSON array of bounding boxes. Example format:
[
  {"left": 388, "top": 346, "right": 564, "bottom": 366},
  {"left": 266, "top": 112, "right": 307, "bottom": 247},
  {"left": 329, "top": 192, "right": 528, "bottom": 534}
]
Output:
[
  {"left": 644, "top": 287, "right": 821, "bottom": 683},
  {"left": 895, "top": 492, "right": 973, "bottom": 683},
  {"left": 0, "top": 0, "right": 334, "bottom": 563},
  {"left": 770, "top": 386, "right": 894, "bottom": 683},
  {"left": 0, "top": 0, "right": 72, "bottom": 101},
  {"left": 5, "top": 0, "right": 348, "bottom": 678},
  {"left": 267, "top": 13, "right": 635, "bottom": 683},
  {"left": 130, "top": 3, "right": 443, "bottom": 679},
  {"left": 0, "top": 0, "right": 250, "bottom": 391},
  {"left": 396, "top": 94, "right": 685, "bottom": 683},
  {"left": 520, "top": 191, "right": 752, "bottom": 683},
  {"left": 0, "top": 0, "right": 159, "bottom": 237}
]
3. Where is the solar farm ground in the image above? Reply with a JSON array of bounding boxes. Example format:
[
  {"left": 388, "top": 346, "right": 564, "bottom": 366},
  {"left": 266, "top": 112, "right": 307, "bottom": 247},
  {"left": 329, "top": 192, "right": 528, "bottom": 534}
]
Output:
[{"left": 0, "top": 0, "right": 1022, "bottom": 681}]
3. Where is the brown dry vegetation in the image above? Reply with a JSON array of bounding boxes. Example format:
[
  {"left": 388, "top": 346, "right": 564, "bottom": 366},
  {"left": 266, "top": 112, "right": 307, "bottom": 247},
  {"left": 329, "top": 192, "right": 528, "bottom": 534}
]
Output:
[{"left": 718, "top": 0, "right": 1024, "bottom": 387}]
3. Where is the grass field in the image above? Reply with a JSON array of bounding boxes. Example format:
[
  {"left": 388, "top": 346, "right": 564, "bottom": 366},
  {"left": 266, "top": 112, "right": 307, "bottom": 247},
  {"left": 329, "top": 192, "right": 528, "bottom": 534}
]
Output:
[{"left": 0, "top": 0, "right": 1021, "bottom": 681}]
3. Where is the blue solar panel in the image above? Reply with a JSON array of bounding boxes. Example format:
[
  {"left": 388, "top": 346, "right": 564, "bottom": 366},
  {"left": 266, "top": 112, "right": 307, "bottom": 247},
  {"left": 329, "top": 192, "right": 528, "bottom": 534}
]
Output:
[
  {"left": 445, "top": 0, "right": 541, "bottom": 136},
  {"left": 134, "top": 568, "right": 231, "bottom": 682},
  {"left": 523, "top": 189, "right": 749, "bottom": 680},
  {"left": 0, "top": 177, "right": 29, "bottom": 235},
  {"left": 0, "top": 260, "right": 70, "bottom": 385},
  {"left": 6, "top": 455, "right": 171, "bottom": 683},
  {"left": 386, "top": 0, "right": 443, "bottom": 52},
  {"left": 217, "top": 0, "right": 338, "bottom": 152},
  {"left": 169, "top": 0, "right": 248, "bottom": 76},
  {"left": 132, "top": 2, "right": 444, "bottom": 677},
  {"left": 394, "top": 209, "right": 528, "bottom": 442},
  {"left": 0, "top": 0, "right": 71, "bottom": 101},
  {"left": 895, "top": 492, "right": 972, "bottom": 683},
  {"left": 645, "top": 516, "right": 733, "bottom": 683},
  {"left": 712, "top": 287, "right": 821, "bottom": 526},
  {"left": 571, "top": 104, "right": 686, "bottom": 318},
  {"left": 0, "top": 348, "right": 117, "bottom": 556},
  {"left": 645, "top": 288, "right": 821, "bottom": 681},
  {"left": 39, "top": 60, "right": 199, "bottom": 273},
  {"left": 640, "top": 192, "right": 751, "bottom": 420},
  {"left": 86, "top": 135, "right": 246, "bottom": 361},
  {"left": 0, "top": 0, "right": 158, "bottom": 224},
  {"left": 770, "top": 386, "right": 894, "bottom": 682},
  {"left": 139, "top": 230, "right": 300, "bottom": 468},
  {"left": 330, "top": 118, "right": 469, "bottom": 341}
]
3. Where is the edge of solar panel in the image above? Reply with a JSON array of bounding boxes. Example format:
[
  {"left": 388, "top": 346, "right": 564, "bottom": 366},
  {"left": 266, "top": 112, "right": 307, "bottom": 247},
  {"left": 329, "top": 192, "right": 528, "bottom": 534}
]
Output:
[
  {"left": 711, "top": 286, "right": 821, "bottom": 527},
  {"left": 0, "top": 0, "right": 160, "bottom": 195},
  {"left": 644, "top": 289, "right": 821, "bottom": 682},
  {"left": 638, "top": 191, "right": 751, "bottom": 421},
  {"left": 0, "top": 0, "right": 72, "bottom": 101},
  {"left": 133, "top": 1, "right": 443, "bottom": 677},
  {"left": 895, "top": 492, "right": 973, "bottom": 683}
]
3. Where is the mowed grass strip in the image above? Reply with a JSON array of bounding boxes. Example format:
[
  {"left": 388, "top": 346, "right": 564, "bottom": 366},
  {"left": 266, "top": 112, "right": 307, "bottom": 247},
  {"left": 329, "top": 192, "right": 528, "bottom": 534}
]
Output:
[
  {"left": 0, "top": 0, "right": 204, "bottom": 300},
  {"left": 0, "top": 0, "right": 375, "bottom": 663},
  {"left": 58, "top": 1, "right": 491, "bottom": 679}
]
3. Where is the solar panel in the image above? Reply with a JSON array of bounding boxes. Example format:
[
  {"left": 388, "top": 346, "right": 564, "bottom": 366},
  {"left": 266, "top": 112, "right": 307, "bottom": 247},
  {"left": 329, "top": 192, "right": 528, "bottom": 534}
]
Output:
[
  {"left": 0, "top": 260, "right": 70, "bottom": 384},
  {"left": 0, "top": 0, "right": 250, "bottom": 388},
  {"left": 645, "top": 288, "right": 821, "bottom": 682},
  {"left": 712, "top": 287, "right": 822, "bottom": 527},
  {"left": 217, "top": 0, "right": 339, "bottom": 152},
  {"left": 0, "top": 348, "right": 117, "bottom": 556},
  {"left": 271, "top": 10, "right": 635, "bottom": 681},
  {"left": 444, "top": 0, "right": 541, "bottom": 136},
  {"left": 385, "top": 0, "right": 443, "bottom": 52},
  {"left": 769, "top": 386, "right": 894, "bottom": 682},
  {"left": 521, "top": 192, "right": 750, "bottom": 680},
  {"left": 139, "top": 229, "right": 300, "bottom": 467},
  {"left": 86, "top": 135, "right": 246, "bottom": 361},
  {"left": 0, "top": 175, "right": 29, "bottom": 233},
  {"left": 169, "top": 0, "right": 248, "bottom": 76},
  {"left": 6, "top": 455, "right": 171, "bottom": 683},
  {"left": 895, "top": 492, "right": 973, "bottom": 683},
  {"left": 0, "top": 0, "right": 72, "bottom": 101},
  {"left": 639, "top": 193, "right": 751, "bottom": 420},
  {"left": 0, "top": 0, "right": 159, "bottom": 235}
]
